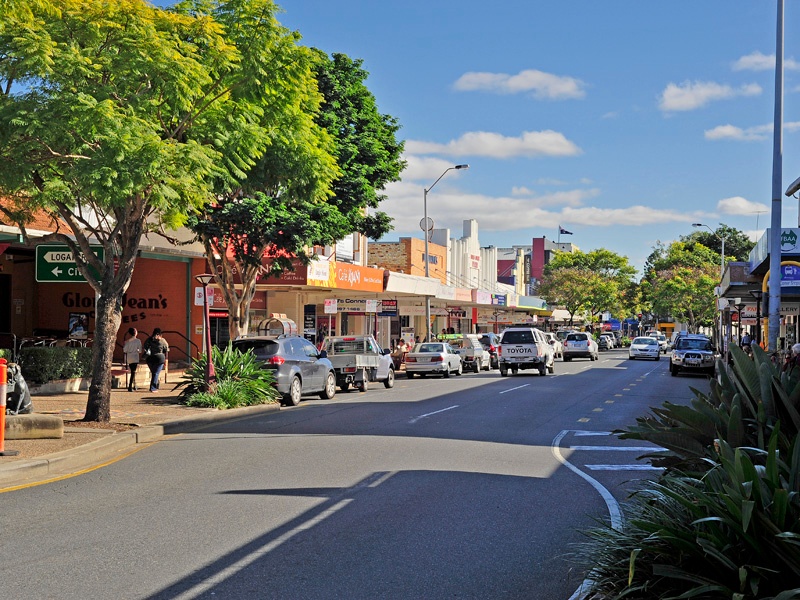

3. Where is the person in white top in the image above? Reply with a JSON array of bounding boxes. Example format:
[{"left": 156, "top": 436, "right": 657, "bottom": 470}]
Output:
[{"left": 123, "top": 327, "right": 143, "bottom": 392}]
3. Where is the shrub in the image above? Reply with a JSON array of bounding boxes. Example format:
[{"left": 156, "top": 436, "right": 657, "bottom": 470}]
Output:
[
  {"left": 576, "top": 342, "right": 800, "bottom": 598},
  {"left": 18, "top": 346, "right": 93, "bottom": 384},
  {"left": 174, "top": 344, "right": 279, "bottom": 409}
]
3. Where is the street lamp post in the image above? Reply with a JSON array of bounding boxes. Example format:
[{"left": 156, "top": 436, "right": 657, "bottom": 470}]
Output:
[
  {"left": 195, "top": 273, "right": 216, "bottom": 391},
  {"left": 423, "top": 164, "right": 469, "bottom": 342},
  {"left": 750, "top": 289, "right": 764, "bottom": 347},
  {"left": 734, "top": 300, "right": 746, "bottom": 347}
]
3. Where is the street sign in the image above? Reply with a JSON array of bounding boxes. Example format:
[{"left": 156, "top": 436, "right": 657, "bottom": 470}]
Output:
[{"left": 35, "top": 244, "right": 105, "bottom": 283}]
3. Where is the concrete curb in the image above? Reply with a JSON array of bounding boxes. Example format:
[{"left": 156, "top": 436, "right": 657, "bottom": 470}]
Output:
[{"left": 0, "top": 402, "right": 281, "bottom": 486}]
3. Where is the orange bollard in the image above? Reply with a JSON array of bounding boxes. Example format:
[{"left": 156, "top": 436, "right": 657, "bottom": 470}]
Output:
[{"left": 0, "top": 358, "right": 20, "bottom": 456}]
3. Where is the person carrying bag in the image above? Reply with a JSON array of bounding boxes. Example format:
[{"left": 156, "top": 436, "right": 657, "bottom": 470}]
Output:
[
  {"left": 122, "top": 327, "right": 142, "bottom": 392},
  {"left": 143, "top": 328, "right": 169, "bottom": 393}
]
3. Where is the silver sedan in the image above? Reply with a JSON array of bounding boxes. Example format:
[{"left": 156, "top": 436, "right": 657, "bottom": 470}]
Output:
[{"left": 405, "top": 342, "right": 463, "bottom": 378}]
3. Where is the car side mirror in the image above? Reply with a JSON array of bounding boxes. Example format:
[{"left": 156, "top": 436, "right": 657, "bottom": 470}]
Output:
[
  {"left": 382, "top": 348, "right": 391, "bottom": 356},
  {"left": 319, "top": 349, "right": 328, "bottom": 359}
]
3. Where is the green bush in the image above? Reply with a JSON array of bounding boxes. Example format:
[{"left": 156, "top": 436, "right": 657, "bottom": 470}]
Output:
[
  {"left": 576, "top": 343, "right": 800, "bottom": 598},
  {"left": 174, "top": 344, "right": 279, "bottom": 409},
  {"left": 19, "top": 346, "right": 93, "bottom": 384}
]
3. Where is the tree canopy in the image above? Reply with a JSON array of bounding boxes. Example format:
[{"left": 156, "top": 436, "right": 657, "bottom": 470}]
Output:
[{"left": 0, "top": 0, "right": 323, "bottom": 420}]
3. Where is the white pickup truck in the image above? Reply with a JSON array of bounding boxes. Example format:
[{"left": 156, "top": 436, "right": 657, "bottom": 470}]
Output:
[
  {"left": 497, "top": 327, "right": 555, "bottom": 376},
  {"left": 321, "top": 335, "right": 395, "bottom": 392}
]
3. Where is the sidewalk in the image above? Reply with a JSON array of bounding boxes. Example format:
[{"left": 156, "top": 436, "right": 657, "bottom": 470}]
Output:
[{"left": 0, "top": 386, "right": 280, "bottom": 488}]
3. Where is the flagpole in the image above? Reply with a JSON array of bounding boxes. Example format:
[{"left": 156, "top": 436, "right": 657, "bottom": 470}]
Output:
[{"left": 557, "top": 225, "right": 561, "bottom": 244}]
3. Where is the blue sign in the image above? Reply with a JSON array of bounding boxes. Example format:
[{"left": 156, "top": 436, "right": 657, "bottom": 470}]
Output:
[{"left": 781, "top": 264, "right": 800, "bottom": 287}]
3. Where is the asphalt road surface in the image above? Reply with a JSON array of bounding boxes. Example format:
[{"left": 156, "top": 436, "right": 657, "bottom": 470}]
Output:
[{"left": 0, "top": 348, "right": 704, "bottom": 599}]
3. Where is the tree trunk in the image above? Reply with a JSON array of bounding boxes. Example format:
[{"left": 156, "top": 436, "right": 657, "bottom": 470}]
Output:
[{"left": 83, "top": 288, "right": 123, "bottom": 422}]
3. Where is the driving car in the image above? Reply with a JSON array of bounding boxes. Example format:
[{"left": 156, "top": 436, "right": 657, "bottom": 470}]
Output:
[
  {"left": 543, "top": 332, "right": 563, "bottom": 358},
  {"left": 231, "top": 335, "right": 337, "bottom": 406},
  {"left": 650, "top": 332, "right": 669, "bottom": 353},
  {"left": 670, "top": 334, "right": 717, "bottom": 376},
  {"left": 405, "top": 342, "right": 463, "bottom": 378},
  {"left": 563, "top": 332, "right": 599, "bottom": 361},
  {"left": 446, "top": 334, "right": 492, "bottom": 372},
  {"left": 628, "top": 336, "right": 661, "bottom": 360},
  {"left": 599, "top": 333, "right": 616, "bottom": 350},
  {"left": 497, "top": 327, "right": 555, "bottom": 376}
]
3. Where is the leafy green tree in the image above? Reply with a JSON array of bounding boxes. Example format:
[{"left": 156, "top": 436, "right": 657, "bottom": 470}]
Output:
[
  {"left": 642, "top": 241, "right": 719, "bottom": 332},
  {"left": 190, "top": 49, "right": 406, "bottom": 340},
  {"left": 538, "top": 267, "right": 593, "bottom": 325},
  {"left": 682, "top": 223, "right": 755, "bottom": 263},
  {"left": 0, "top": 0, "right": 311, "bottom": 421}
]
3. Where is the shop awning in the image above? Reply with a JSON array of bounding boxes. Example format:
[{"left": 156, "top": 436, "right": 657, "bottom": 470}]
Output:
[{"left": 384, "top": 271, "right": 440, "bottom": 296}]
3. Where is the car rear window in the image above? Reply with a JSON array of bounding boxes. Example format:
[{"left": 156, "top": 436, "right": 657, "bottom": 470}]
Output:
[
  {"left": 417, "top": 343, "right": 444, "bottom": 353},
  {"left": 232, "top": 339, "right": 279, "bottom": 357},
  {"left": 566, "top": 333, "right": 588, "bottom": 341},
  {"left": 501, "top": 330, "right": 534, "bottom": 344}
]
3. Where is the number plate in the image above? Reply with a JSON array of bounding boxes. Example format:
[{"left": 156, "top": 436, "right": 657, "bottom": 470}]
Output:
[{"left": 686, "top": 358, "right": 700, "bottom": 365}]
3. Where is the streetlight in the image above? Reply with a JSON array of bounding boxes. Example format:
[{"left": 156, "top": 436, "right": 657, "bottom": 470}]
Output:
[
  {"left": 423, "top": 164, "right": 469, "bottom": 342},
  {"left": 734, "top": 299, "right": 746, "bottom": 347},
  {"left": 692, "top": 223, "right": 726, "bottom": 279},
  {"left": 750, "top": 289, "right": 764, "bottom": 347},
  {"left": 195, "top": 273, "right": 216, "bottom": 391}
]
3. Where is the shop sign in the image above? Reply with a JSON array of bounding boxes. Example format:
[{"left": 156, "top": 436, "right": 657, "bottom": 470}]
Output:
[
  {"left": 324, "top": 298, "right": 338, "bottom": 314},
  {"left": 437, "top": 285, "right": 456, "bottom": 300},
  {"left": 400, "top": 305, "right": 449, "bottom": 316},
  {"left": 378, "top": 299, "right": 397, "bottom": 316},
  {"left": 454, "top": 288, "right": 472, "bottom": 302},
  {"left": 491, "top": 294, "right": 507, "bottom": 306},
  {"left": 471, "top": 289, "right": 492, "bottom": 304},
  {"left": 330, "top": 298, "right": 394, "bottom": 313},
  {"left": 469, "top": 254, "right": 480, "bottom": 269}
]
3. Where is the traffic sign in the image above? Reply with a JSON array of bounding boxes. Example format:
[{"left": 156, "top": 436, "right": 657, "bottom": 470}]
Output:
[{"left": 35, "top": 244, "right": 105, "bottom": 282}]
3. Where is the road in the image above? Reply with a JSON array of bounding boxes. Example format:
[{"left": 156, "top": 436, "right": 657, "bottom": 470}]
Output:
[{"left": 0, "top": 348, "right": 704, "bottom": 599}]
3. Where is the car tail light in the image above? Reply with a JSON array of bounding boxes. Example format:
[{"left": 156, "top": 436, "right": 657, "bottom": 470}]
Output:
[
  {"left": 406, "top": 356, "right": 416, "bottom": 363},
  {"left": 431, "top": 355, "right": 443, "bottom": 362},
  {"left": 343, "top": 367, "right": 356, "bottom": 373},
  {"left": 498, "top": 347, "right": 503, "bottom": 356},
  {"left": 266, "top": 356, "right": 285, "bottom": 365}
]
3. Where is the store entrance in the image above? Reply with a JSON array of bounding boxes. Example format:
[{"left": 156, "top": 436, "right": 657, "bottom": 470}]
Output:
[{"left": 210, "top": 315, "right": 231, "bottom": 347}]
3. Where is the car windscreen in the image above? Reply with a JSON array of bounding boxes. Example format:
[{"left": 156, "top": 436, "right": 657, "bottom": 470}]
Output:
[
  {"left": 633, "top": 337, "right": 656, "bottom": 345},
  {"left": 676, "top": 339, "right": 713, "bottom": 351},
  {"left": 501, "top": 330, "right": 534, "bottom": 344},
  {"left": 232, "top": 339, "right": 279, "bottom": 357},
  {"left": 416, "top": 343, "right": 444, "bottom": 353}
]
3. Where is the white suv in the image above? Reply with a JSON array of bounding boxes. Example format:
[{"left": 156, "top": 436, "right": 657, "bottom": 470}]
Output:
[{"left": 497, "top": 327, "right": 555, "bottom": 376}]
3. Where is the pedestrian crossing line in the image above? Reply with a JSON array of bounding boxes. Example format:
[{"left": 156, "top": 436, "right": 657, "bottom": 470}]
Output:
[
  {"left": 577, "top": 417, "right": 590, "bottom": 422},
  {"left": 586, "top": 464, "right": 663, "bottom": 471},
  {"left": 570, "top": 445, "right": 666, "bottom": 452},
  {"left": 604, "top": 400, "right": 614, "bottom": 404},
  {"left": 614, "top": 394, "right": 623, "bottom": 397},
  {"left": 574, "top": 431, "right": 613, "bottom": 436},
  {"left": 592, "top": 408, "right": 603, "bottom": 412}
]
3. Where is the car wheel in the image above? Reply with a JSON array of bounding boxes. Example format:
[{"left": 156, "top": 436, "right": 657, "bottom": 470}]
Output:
[
  {"left": 656, "top": 355, "right": 660, "bottom": 361},
  {"left": 358, "top": 375, "right": 369, "bottom": 392},
  {"left": 384, "top": 368, "right": 395, "bottom": 388},
  {"left": 473, "top": 360, "right": 480, "bottom": 374},
  {"left": 483, "top": 360, "right": 491, "bottom": 371},
  {"left": 539, "top": 363, "right": 547, "bottom": 376},
  {"left": 443, "top": 366, "right": 451, "bottom": 378},
  {"left": 628, "top": 355, "right": 634, "bottom": 360},
  {"left": 511, "top": 367, "right": 518, "bottom": 375},
  {"left": 456, "top": 363, "right": 463, "bottom": 376},
  {"left": 319, "top": 371, "right": 336, "bottom": 399},
  {"left": 406, "top": 372, "right": 415, "bottom": 379},
  {"left": 340, "top": 381, "right": 350, "bottom": 391},
  {"left": 283, "top": 376, "right": 302, "bottom": 406},
  {"left": 500, "top": 367, "right": 508, "bottom": 377},
  {"left": 670, "top": 364, "right": 678, "bottom": 376},
  {"left": 564, "top": 356, "right": 571, "bottom": 362}
]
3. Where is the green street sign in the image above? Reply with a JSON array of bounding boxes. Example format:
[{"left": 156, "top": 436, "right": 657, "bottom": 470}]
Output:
[{"left": 35, "top": 244, "right": 105, "bottom": 282}]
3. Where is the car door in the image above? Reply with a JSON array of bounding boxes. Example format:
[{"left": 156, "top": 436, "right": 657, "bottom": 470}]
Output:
[
  {"left": 445, "top": 343, "right": 460, "bottom": 371},
  {"left": 298, "top": 338, "right": 325, "bottom": 391}
]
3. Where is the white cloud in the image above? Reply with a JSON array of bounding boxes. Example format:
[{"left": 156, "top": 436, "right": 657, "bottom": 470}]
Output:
[
  {"left": 560, "top": 205, "right": 697, "bottom": 227},
  {"left": 406, "top": 130, "right": 582, "bottom": 159},
  {"left": 658, "top": 80, "right": 762, "bottom": 112},
  {"left": 453, "top": 69, "right": 586, "bottom": 100},
  {"left": 704, "top": 120, "right": 800, "bottom": 141},
  {"left": 732, "top": 51, "right": 800, "bottom": 71},
  {"left": 717, "top": 196, "right": 769, "bottom": 216}
]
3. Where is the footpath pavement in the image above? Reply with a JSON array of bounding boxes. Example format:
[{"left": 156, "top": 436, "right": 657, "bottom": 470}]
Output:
[{"left": 0, "top": 386, "right": 280, "bottom": 489}]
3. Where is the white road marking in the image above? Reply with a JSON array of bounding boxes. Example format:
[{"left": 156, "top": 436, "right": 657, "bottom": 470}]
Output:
[
  {"left": 570, "top": 445, "right": 666, "bottom": 452},
  {"left": 586, "top": 464, "right": 664, "bottom": 471},
  {"left": 409, "top": 404, "right": 459, "bottom": 424},
  {"left": 499, "top": 384, "right": 529, "bottom": 394}
]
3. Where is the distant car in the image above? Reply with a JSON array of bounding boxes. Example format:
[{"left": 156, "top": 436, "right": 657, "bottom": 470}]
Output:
[
  {"left": 563, "top": 332, "right": 599, "bottom": 361},
  {"left": 405, "top": 342, "right": 463, "bottom": 378},
  {"left": 543, "top": 332, "right": 564, "bottom": 358},
  {"left": 670, "top": 334, "right": 716, "bottom": 376},
  {"left": 478, "top": 332, "right": 501, "bottom": 369},
  {"left": 649, "top": 332, "right": 668, "bottom": 353},
  {"left": 597, "top": 335, "right": 611, "bottom": 351},
  {"left": 231, "top": 335, "right": 337, "bottom": 406},
  {"left": 599, "top": 333, "right": 616, "bottom": 350},
  {"left": 628, "top": 336, "right": 660, "bottom": 361}
]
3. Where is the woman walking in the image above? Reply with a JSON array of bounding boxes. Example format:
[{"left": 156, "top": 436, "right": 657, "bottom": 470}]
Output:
[
  {"left": 143, "top": 328, "right": 169, "bottom": 393},
  {"left": 122, "top": 327, "right": 142, "bottom": 392}
]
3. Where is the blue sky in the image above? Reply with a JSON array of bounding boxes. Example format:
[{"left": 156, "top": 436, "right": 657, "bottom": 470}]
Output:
[{"left": 275, "top": 0, "right": 800, "bottom": 274}]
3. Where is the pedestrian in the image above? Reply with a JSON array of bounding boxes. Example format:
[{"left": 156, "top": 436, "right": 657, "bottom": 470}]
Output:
[
  {"left": 122, "top": 327, "right": 142, "bottom": 392},
  {"left": 741, "top": 331, "right": 751, "bottom": 348},
  {"left": 143, "top": 327, "right": 169, "bottom": 393},
  {"left": 784, "top": 343, "right": 800, "bottom": 373}
]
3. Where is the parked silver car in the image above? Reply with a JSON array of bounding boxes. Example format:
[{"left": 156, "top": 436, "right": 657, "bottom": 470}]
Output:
[
  {"left": 231, "top": 335, "right": 337, "bottom": 406},
  {"left": 405, "top": 342, "right": 463, "bottom": 378}
]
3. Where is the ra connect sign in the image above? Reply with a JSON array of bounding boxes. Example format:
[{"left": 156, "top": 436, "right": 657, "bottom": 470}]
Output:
[{"left": 35, "top": 244, "right": 105, "bottom": 282}]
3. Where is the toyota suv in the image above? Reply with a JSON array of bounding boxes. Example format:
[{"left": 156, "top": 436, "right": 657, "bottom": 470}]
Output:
[
  {"left": 670, "top": 334, "right": 716, "bottom": 377},
  {"left": 497, "top": 327, "right": 554, "bottom": 376}
]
